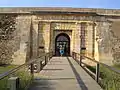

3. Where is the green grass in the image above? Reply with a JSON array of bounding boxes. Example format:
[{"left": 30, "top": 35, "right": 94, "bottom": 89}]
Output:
[
  {"left": 85, "top": 64, "right": 120, "bottom": 90},
  {"left": 0, "top": 65, "right": 17, "bottom": 90},
  {"left": 86, "top": 65, "right": 96, "bottom": 73},
  {"left": 113, "top": 64, "right": 120, "bottom": 70},
  {"left": 0, "top": 65, "right": 17, "bottom": 74},
  {"left": 0, "top": 65, "right": 33, "bottom": 90}
]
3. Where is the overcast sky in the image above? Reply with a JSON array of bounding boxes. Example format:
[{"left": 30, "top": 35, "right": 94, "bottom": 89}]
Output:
[{"left": 0, "top": 0, "right": 119, "bottom": 9}]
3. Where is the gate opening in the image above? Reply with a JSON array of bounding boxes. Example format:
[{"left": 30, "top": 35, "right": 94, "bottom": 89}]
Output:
[{"left": 55, "top": 33, "right": 70, "bottom": 56}]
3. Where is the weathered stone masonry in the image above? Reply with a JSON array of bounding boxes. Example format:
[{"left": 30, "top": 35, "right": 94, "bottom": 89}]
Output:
[{"left": 0, "top": 7, "right": 120, "bottom": 65}]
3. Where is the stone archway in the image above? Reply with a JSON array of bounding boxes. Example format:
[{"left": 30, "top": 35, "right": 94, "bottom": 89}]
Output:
[{"left": 55, "top": 33, "right": 70, "bottom": 56}]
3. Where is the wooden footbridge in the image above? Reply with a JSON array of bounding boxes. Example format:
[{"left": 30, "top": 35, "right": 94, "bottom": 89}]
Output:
[
  {"left": 0, "top": 52, "right": 120, "bottom": 90},
  {"left": 28, "top": 57, "right": 102, "bottom": 90}
]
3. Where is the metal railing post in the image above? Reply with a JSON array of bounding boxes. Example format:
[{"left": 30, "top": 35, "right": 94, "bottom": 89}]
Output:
[
  {"left": 80, "top": 55, "right": 82, "bottom": 66},
  {"left": 74, "top": 52, "right": 75, "bottom": 59},
  {"left": 40, "top": 61, "right": 42, "bottom": 71},
  {"left": 72, "top": 52, "right": 74, "bottom": 58},
  {"left": 49, "top": 52, "right": 51, "bottom": 59},
  {"left": 48, "top": 53, "right": 50, "bottom": 61},
  {"left": 74, "top": 53, "right": 75, "bottom": 59},
  {"left": 96, "top": 63, "right": 100, "bottom": 83},
  {"left": 51, "top": 51, "right": 53, "bottom": 58},
  {"left": 30, "top": 63, "right": 34, "bottom": 75},
  {"left": 73, "top": 52, "right": 74, "bottom": 59},
  {"left": 72, "top": 52, "right": 73, "bottom": 58},
  {"left": 76, "top": 53, "right": 77, "bottom": 60},
  {"left": 45, "top": 55, "right": 47, "bottom": 65},
  {"left": 49, "top": 53, "right": 51, "bottom": 59},
  {"left": 75, "top": 53, "right": 76, "bottom": 60}
]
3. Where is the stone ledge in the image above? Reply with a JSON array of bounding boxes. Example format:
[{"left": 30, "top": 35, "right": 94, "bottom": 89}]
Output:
[{"left": 0, "top": 7, "right": 120, "bottom": 16}]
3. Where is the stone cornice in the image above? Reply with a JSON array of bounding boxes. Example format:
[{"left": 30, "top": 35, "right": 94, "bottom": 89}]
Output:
[
  {"left": 0, "top": 7, "right": 120, "bottom": 16},
  {"left": 35, "top": 15, "right": 108, "bottom": 22}
]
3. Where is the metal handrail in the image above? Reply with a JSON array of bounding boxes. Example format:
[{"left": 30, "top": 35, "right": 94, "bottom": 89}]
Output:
[
  {"left": 0, "top": 52, "right": 53, "bottom": 80},
  {"left": 72, "top": 51, "right": 120, "bottom": 84},
  {"left": 72, "top": 52, "right": 120, "bottom": 74}
]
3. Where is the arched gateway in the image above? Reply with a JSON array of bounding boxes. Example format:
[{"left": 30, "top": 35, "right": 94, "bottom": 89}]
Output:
[{"left": 55, "top": 33, "right": 70, "bottom": 56}]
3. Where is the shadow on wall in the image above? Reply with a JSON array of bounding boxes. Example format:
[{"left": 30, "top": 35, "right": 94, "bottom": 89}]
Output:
[
  {"left": 38, "top": 22, "right": 45, "bottom": 57},
  {"left": 26, "top": 21, "right": 45, "bottom": 62}
]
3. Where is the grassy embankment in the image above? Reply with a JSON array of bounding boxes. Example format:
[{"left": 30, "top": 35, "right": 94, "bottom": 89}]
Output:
[
  {"left": 86, "top": 65, "right": 120, "bottom": 90},
  {"left": 0, "top": 65, "right": 32, "bottom": 90}
]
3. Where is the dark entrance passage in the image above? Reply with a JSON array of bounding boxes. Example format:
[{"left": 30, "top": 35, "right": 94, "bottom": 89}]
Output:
[{"left": 55, "top": 33, "right": 70, "bottom": 56}]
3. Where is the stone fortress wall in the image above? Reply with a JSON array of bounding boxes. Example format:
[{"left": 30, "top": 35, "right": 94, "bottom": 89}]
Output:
[{"left": 0, "top": 7, "right": 120, "bottom": 65}]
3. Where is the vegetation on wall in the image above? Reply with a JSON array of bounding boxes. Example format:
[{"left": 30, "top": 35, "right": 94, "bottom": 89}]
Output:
[{"left": 0, "top": 15, "right": 16, "bottom": 65}]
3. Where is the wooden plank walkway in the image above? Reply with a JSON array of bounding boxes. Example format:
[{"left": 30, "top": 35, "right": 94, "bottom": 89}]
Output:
[{"left": 28, "top": 57, "right": 102, "bottom": 90}]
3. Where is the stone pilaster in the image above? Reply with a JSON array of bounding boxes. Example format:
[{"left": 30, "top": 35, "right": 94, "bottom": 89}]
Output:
[
  {"left": 44, "top": 22, "right": 51, "bottom": 53},
  {"left": 94, "top": 23, "right": 100, "bottom": 61},
  {"left": 86, "top": 22, "right": 94, "bottom": 58},
  {"left": 50, "top": 22, "right": 54, "bottom": 53},
  {"left": 80, "top": 22, "right": 87, "bottom": 54},
  {"left": 38, "top": 22, "right": 45, "bottom": 56},
  {"left": 73, "top": 23, "right": 81, "bottom": 54},
  {"left": 32, "top": 16, "right": 39, "bottom": 58},
  {"left": 72, "top": 23, "right": 76, "bottom": 53},
  {"left": 38, "top": 22, "right": 51, "bottom": 55}
]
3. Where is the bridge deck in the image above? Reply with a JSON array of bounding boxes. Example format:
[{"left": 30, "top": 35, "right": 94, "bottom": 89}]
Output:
[{"left": 28, "top": 57, "right": 102, "bottom": 90}]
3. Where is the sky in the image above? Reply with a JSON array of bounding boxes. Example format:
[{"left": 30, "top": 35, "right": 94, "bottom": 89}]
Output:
[{"left": 0, "top": 0, "right": 120, "bottom": 9}]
